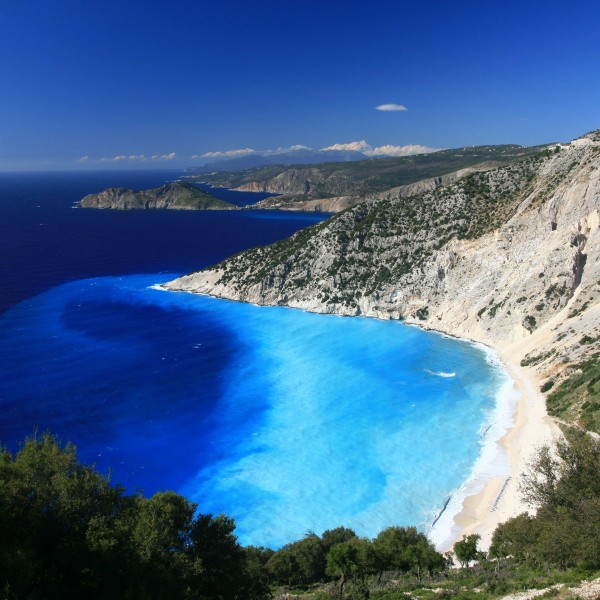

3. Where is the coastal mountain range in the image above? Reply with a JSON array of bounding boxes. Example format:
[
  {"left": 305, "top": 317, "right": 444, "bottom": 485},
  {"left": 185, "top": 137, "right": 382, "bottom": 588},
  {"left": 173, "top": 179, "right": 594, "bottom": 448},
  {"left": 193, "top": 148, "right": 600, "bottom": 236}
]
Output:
[
  {"left": 80, "top": 144, "right": 549, "bottom": 213},
  {"left": 164, "top": 130, "right": 600, "bottom": 435},
  {"left": 191, "top": 144, "right": 548, "bottom": 212},
  {"left": 185, "top": 147, "right": 371, "bottom": 174}
]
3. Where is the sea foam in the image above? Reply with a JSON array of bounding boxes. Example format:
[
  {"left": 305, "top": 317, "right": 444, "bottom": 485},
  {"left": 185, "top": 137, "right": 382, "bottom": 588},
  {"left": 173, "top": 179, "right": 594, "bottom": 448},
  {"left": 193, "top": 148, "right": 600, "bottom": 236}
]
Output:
[{"left": 427, "top": 344, "right": 518, "bottom": 549}]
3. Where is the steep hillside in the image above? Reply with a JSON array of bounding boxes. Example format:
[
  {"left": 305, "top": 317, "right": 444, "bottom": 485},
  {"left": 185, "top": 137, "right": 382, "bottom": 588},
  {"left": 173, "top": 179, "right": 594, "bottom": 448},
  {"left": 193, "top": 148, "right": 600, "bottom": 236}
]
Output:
[
  {"left": 249, "top": 162, "right": 503, "bottom": 212},
  {"left": 78, "top": 181, "right": 236, "bottom": 210},
  {"left": 164, "top": 131, "right": 600, "bottom": 432}
]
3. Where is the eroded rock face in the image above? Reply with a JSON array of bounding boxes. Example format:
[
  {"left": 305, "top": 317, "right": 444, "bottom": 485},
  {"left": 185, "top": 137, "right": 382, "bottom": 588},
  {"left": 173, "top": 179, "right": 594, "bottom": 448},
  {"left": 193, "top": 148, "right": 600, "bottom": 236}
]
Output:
[
  {"left": 249, "top": 163, "right": 502, "bottom": 213},
  {"left": 164, "top": 131, "right": 600, "bottom": 430},
  {"left": 235, "top": 167, "right": 355, "bottom": 197}
]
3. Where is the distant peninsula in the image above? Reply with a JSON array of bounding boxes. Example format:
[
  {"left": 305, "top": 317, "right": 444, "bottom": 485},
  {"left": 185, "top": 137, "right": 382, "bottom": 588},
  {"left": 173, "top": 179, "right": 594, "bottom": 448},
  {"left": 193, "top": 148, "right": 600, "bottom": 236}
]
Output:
[{"left": 78, "top": 181, "right": 237, "bottom": 210}]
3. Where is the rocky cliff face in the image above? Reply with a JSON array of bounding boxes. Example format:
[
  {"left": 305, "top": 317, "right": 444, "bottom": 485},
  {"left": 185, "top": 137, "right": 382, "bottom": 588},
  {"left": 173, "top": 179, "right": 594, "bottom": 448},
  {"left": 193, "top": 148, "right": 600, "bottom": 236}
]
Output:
[
  {"left": 164, "top": 131, "right": 600, "bottom": 432},
  {"left": 235, "top": 167, "right": 355, "bottom": 197},
  {"left": 79, "top": 182, "right": 236, "bottom": 210},
  {"left": 249, "top": 162, "right": 504, "bottom": 213}
]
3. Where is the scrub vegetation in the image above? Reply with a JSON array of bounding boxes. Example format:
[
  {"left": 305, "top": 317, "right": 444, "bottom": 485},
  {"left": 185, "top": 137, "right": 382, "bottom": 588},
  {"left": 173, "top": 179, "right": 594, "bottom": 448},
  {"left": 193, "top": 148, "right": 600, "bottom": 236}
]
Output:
[
  {"left": 204, "top": 150, "right": 549, "bottom": 314},
  {"left": 547, "top": 352, "right": 600, "bottom": 433},
  {"left": 1, "top": 431, "right": 599, "bottom": 599}
]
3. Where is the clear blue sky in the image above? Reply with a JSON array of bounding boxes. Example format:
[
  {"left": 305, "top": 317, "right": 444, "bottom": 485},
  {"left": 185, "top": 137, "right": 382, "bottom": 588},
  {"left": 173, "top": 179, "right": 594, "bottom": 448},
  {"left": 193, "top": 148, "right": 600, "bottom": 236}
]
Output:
[{"left": 1, "top": 0, "right": 599, "bottom": 170}]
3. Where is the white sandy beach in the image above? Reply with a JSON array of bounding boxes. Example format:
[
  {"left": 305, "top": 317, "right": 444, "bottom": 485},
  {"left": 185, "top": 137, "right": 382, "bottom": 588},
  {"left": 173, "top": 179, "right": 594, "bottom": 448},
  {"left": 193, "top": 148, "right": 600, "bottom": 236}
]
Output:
[
  {"left": 438, "top": 288, "right": 600, "bottom": 552},
  {"left": 433, "top": 349, "right": 561, "bottom": 552}
]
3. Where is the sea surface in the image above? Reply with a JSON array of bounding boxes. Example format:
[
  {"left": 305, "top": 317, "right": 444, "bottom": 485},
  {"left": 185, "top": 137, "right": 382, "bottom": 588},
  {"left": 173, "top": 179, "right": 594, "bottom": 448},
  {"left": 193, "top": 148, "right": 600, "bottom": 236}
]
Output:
[{"left": 0, "top": 171, "right": 514, "bottom": 548}]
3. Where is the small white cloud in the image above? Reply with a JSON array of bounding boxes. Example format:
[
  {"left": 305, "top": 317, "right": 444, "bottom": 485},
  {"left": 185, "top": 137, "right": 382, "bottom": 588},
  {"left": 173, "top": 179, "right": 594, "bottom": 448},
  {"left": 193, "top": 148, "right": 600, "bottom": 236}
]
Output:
[
  {"left": 261, "top": 144, "right": 311, "bottom": 156},
  {"left": 319, "top": 141, "right": 439, "bottom": 157},
  {"left": 365, "top": 144, "right": 440, "bottom": 157},
  {"left": 78, "top": 155, "right": 89, "bottom": 162},
  {"left": 97, "top": 152, "right": 175, "bottom": 162},
  {"left": 151, "top": 152, "right": 176, "bottom": 160},
  {"left": 201, "top": 148, "right": 256, "bottom": 159},
  {"left": 375, "top": 103, "right": 408, "bottom": 112},
  {"left": 321, "top": 141, "right": 371, "bottom": 153}
]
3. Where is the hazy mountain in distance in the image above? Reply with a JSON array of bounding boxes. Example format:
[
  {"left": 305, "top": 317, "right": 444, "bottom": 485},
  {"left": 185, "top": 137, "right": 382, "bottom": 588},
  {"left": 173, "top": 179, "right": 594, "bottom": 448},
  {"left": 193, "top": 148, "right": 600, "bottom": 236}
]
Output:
[{"left": 186, "top": 148, "right": 369, "bottom": 174}]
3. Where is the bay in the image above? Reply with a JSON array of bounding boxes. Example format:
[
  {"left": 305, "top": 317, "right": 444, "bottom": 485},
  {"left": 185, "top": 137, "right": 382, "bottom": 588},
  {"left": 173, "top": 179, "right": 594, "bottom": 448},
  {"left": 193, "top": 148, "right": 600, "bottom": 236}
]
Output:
[{"left": 0, "top": 171, "right": 511, "bottom": 547}]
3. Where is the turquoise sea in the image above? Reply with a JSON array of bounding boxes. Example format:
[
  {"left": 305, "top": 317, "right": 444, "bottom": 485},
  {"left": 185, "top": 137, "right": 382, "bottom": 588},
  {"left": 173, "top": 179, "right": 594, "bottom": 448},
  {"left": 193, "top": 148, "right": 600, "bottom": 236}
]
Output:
[{"left": 0, "top": 171, "right": 515, "bottom": 548}]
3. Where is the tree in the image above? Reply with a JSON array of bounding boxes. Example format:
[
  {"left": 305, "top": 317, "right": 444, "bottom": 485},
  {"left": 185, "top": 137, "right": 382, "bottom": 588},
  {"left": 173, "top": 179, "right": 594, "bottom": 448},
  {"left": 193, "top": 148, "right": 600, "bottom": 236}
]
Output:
[
  {"left": 188, "top": 512, "right": 269, "bottom": 600},
  {"left": 289, "top": 534, "right": 327, "bottom": 584},
  {"left": 0, "top": 432, "right": 125, "bottom": 598},
  {"left": 489, "top": 513, "right": 538, "bottom": 564},
  {"left": 372, "top": 526, "right": 440, "bottom": 578},
  {"left": 265, "top": 547, "right": 298, "bottom": 586},
  {"left": 372, "top": 526, "right": 443, "bottom": 581},
  {"left": 454, "top": 534, "right": 480, "bottom": 568},
  {"left": 404, "top": 537, "right": 445, "bottom": 581},
  {"left": 518, "top": 433, "right": 600, "bottom": 569},
  {"left": 131, "top": 491, "right": 195, "bottom": 560},
  {"left": 265, "top": 532, "right": 333, "bottom": 587},
  {"left": 123, "top": 491, "right": 198, "bottom": 597},
  {"left": 322, "top": 527, "right": 357, "bottom": 550},
  {"left": 243, "top": 546, "right": 274, "bottom": 596},
  {"left": 520, "top": 434, "right": 600, "bottom": 512},
  {"left": 0, "top": 433, "right": 272, "bottom": 599},
  {"left": 326, "top": 537, "right": 374, "bottom": 598}
]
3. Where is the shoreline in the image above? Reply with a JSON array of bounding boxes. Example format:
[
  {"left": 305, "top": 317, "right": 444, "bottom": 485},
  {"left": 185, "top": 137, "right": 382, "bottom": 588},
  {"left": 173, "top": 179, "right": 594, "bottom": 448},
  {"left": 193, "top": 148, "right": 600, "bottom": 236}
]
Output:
[
  {"left": 433, "top": 349, "right": 561, "bottom": 552},
  {"left": 427, "top": 343, "right": 519, "bottom": 551},
  {"left": 157, "top": 283, "right": 562, "bottom": 551}
]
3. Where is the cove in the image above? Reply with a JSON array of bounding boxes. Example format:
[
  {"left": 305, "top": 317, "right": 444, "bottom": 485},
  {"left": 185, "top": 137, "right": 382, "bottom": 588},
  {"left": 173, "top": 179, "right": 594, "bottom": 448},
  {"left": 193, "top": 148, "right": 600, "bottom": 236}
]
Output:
[{"left": 0, "top": 273, "right": 511, "bottom": 548}]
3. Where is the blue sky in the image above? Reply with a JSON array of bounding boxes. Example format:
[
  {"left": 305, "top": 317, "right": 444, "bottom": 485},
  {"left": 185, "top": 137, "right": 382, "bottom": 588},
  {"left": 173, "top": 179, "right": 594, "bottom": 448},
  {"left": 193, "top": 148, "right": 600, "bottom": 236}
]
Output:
[{"left": 1, "top": 0, "right": 599, "bottom": 171}]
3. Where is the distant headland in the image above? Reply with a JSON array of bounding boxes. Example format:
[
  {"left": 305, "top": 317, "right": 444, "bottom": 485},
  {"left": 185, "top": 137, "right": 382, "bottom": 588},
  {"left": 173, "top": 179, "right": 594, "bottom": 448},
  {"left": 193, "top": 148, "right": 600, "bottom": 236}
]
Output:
[{"left": 78, "top": 181, "right": 237, "bottom": 210}]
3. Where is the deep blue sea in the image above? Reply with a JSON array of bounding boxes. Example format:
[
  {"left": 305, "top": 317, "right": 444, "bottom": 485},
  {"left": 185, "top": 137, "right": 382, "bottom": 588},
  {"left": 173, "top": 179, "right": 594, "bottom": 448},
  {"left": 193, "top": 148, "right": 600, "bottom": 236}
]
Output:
[{"left": 0, "top": 170, "right": 514, "bottom": 548}]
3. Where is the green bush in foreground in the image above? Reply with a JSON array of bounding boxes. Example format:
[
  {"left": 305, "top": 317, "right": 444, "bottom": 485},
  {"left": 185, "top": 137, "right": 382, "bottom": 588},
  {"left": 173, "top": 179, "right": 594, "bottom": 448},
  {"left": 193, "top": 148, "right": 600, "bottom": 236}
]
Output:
[
  {"left": 0, "top": 433, "right": 268, "bottom": 600},
  {"left": 1, "top": 432, "right": 599, "bottom": 599}
]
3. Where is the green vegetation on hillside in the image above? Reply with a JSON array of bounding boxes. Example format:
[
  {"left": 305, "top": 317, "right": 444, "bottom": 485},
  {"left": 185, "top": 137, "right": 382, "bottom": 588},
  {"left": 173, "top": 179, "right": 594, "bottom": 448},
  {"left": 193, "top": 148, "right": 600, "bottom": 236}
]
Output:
[
  {"left": 204, "top": 152, "right": 546, "bottom": 315},
  {"left": 159, "top": 182, "right": 236, "bottom": 210},
  {"left": 79, "top": 181, "right": 237, "bottom": 210},
  {"left": 547, "top": 352, "right": 600, "bottom": 433},
  {"left": 196, "top": 144, "right": 547, "bottom": 197},
  {"left": 0, "top": 433, "right": 267, "bottom": 599},
  {"left": 493, "top": 432, "right": 600, "bottom": 569},
  {"left": 1, "top": 432, "right": 599, "bottom": 599}
]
